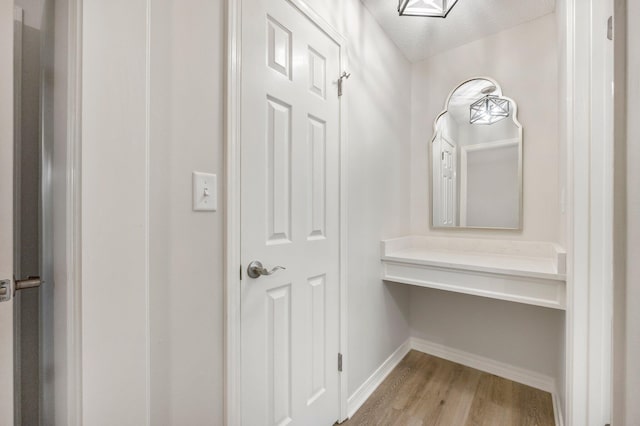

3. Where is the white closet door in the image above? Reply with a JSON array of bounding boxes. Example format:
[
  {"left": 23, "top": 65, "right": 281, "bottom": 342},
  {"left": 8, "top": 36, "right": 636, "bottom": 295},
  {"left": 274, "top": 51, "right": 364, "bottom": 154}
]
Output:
[{"left": 240, "top": 0, "right": 342, "bottom": 424}]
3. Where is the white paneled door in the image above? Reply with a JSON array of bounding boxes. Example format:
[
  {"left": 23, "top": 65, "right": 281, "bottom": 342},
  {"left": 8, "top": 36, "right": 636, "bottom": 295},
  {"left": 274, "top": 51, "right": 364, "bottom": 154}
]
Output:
[
  {"left": 240, "top": 0, "right": 342, "bottom": 424},
  {"left": 0, "top": 1, "right": 14, "bottom": 424}
]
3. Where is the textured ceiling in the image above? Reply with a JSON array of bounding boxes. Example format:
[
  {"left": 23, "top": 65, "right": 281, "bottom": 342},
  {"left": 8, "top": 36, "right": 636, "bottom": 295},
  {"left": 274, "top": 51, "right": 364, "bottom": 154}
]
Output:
[{"left": 360, "top": 0, "right": 556, "bottom": 62}]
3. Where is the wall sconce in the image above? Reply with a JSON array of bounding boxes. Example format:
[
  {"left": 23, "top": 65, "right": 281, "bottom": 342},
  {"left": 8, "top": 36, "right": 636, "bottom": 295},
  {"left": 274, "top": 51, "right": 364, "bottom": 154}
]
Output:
[
  {"left": 398, "top": 0, "right": 459, "bottom": 17},
  {"left": 469, "top": 86, "right": 510, "bottom": 125}
]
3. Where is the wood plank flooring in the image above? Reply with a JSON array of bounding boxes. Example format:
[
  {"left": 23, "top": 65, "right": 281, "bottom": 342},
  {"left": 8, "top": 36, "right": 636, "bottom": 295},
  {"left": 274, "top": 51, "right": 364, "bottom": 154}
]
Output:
[{"left": 341, "top": 350, "right": 555, "bottom": 426}]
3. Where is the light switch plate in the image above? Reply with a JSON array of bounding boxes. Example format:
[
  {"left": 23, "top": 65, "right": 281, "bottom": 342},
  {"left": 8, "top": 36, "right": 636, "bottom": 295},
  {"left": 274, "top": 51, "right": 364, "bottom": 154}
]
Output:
[{"left": 192, "top": 172, "right": 217, "bottom": 211}]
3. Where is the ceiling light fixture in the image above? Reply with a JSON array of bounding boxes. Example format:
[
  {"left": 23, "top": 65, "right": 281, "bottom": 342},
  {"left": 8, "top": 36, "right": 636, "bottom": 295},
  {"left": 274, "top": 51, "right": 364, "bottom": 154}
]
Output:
[
  {"left": 469, "top": 85, "right": 510, "bottom": 125},
  {"left": 398, "top": 0, "right": 459, "bottom": 17}
]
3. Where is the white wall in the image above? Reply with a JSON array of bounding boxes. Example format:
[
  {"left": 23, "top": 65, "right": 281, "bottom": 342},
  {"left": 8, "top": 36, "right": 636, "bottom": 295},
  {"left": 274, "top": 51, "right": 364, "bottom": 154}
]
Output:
[
  {"left": 82, "top": 0, "right": 150, "bottom": 424},
  {"left": 624, "top": 0, "right": 640, "bottom": 422},
  {"left": 80, "top": 0, "right": 412, "bottom": 423},
  {"left": 411, "top": 13, "right": 561, "bottom": 243},
  {"left": 80, "top": 0, "right": 226, "bottom": 424},
  {"left": 147, "top": 0, "right": 225, "bottom": 423},
  {"left": 408, "top": 13, "right": 565, "bottom": 388},
  {"left": 410, "top": 290, "right": 565, "bottom": 378}
]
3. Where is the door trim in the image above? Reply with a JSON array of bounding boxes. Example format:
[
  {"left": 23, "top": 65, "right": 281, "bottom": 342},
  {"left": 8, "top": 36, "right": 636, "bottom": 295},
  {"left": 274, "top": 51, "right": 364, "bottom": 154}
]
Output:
[
  {"left": 563, "top": 0, "right": 615, "bottom": 424},
  {"left": 12, "top": 7, "right": 23, "bottom": 425},
  {"left": 13, "top": 6, "right": 22, "bottom": 280},
  {"left": 66, "top": 0, "right": 84, "bottom": 423},
  {"left": 224, "top": 0, "right": 349, "bottom": 423}
]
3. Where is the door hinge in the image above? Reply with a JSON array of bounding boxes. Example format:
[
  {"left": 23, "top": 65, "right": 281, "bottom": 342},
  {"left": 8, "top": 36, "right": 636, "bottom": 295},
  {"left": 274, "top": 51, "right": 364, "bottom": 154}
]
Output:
[
  {"left": 338, "top": 71, "right": 350, "bottom": 97},
  {"left": 338, "top": 353, "right": 343, "bottom": 372},
  {"left": 607, "top": 16, "right": 613, "bottom": 40},
  {"left": 240, "top": 264, "right": 243, "bottom": 280}
]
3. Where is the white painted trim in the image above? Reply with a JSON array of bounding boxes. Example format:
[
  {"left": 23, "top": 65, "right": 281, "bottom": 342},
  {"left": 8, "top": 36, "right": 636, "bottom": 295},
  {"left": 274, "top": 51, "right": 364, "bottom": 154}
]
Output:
[
  {"left": 586, "top": 2, "right": 614, "bottom": 424},
  {"left": 13, "top": 5, "right": 23, "bottom": 21},
  {"left": 563, "top": 0, "right": 615, "bottom": 424},
  {"left": 346, "top": 339, "right": 412, "bottom": 419},
  {"left": 66, "top": 0, "right": 83, "bottom": 423},
  {"left": 384, "top": 271, "right": 566, "bottom": 310},
  {"left": 552, "top": 391, "right": 565, "bottom": 426},
  {"left": 12, "top": 11, "right": 23, "bottom": 424},
  {"left": 223, "top": 0, "right": 242, "bottom": 423},
  {"left": 336, "top": 29, "right": 350, "bottom": 426},
  {"left": 382, "top": 260, "right": 566, "bottom": 310},
  {"left": 287, "top": 0, "right": 345, "bottom": 44},
  {"left": 224, "top": 0, "right": 349, "bottom": 424},
  {"left": 12, "top": 7, "right": 22, "bottom": 281},
  {"left": 144, "top": 0, "right": 152, "bottom": 423}
]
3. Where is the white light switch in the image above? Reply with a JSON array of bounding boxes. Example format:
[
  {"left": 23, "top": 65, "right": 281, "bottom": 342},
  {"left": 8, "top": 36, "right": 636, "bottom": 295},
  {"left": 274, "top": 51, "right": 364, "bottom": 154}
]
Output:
[{"left": 192, "top": 172, "right": 217, "bottom": 211}]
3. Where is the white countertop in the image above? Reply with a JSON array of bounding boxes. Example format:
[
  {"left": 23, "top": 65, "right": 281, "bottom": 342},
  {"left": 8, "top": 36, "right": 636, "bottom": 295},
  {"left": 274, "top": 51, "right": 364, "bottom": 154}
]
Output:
[{"left": 381, "top": 236, "right": 566, "bottom": 281}]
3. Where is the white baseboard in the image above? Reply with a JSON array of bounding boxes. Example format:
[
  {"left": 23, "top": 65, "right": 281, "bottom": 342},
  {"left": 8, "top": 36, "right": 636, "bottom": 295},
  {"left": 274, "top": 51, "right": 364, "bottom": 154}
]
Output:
[
  {"left": 346, "top": 339, "right": 411, "bottom": 418},
  {"left": 410, "top": 337, "right": 556, "bottom": 393},
  {"left": 346, "top": 337, "right": 565, "bottom": 425},
  {"left": 552, "top": 391, "right": 564, "bottom": 426}
]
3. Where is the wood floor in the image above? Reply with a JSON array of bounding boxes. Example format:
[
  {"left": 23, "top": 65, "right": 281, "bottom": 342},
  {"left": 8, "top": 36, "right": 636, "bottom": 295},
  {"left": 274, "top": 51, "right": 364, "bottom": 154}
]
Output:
[{"left": 341, "top": 350, "right": 555, "bottom": 426}]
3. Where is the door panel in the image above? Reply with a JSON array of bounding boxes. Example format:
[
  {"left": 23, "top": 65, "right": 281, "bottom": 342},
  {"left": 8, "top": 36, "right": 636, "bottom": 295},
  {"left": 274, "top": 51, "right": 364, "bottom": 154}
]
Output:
[
  {"left": 0, "top": 0, "right": 14, "bottom": 424},
  {"left": 265, "top": 96, "right": 292, "bottom": 244},
  {"left": 241, "top": 0, "right": 341, "bottom": 424},
  {"left": 307, "top": 117, "right": 326, "bottom": 239}
]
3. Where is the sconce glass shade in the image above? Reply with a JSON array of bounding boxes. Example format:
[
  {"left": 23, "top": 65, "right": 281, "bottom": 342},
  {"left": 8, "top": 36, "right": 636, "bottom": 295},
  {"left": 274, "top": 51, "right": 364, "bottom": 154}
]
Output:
[
  {"left": 469, "top": 95, "right": 511, "bottom": 125},
  {"left": 398, "top": 0, "right": 459, "bottom": 17}
]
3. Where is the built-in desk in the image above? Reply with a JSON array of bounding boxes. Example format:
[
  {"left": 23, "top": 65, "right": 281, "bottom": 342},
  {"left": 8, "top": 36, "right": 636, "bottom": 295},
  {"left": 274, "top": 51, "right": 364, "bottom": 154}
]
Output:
[{"left": 381, "top": 236, "right": 567, "bottom": 310}]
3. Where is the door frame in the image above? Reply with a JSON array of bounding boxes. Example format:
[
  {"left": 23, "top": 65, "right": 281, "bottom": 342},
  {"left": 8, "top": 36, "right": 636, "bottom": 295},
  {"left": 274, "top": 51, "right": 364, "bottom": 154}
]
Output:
[
  {"left": 12, "top": 7, "right": 22, "bottom": 424},
  {"left": 3, "top": 1, "right": 83, "bottom": 424},
  {"left": 56, "top": 0, "right": 84, "bottom": 424},
  {"left": 224, "top": 0, "right": 350, "bottom": 424},
  {"left": 1, "top": 2, "right": 15, "bottom": 424},
  {"left": 563, "top": 0, "right": 615, "bottom": 424},
  {"left": 66, "top": 0, "right": 84, "bottom": 423}
]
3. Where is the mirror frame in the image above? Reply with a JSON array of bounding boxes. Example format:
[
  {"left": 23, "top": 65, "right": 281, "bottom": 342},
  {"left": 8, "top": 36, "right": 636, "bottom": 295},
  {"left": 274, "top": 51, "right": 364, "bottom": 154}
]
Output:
[{"left": 429, "top": 77, "right": 523, "bottom": 231}]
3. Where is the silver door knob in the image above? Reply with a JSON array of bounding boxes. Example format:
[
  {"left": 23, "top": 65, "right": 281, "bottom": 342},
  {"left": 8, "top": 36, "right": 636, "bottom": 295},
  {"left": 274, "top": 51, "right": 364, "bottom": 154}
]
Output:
[{"left": 247, "top": 261, "right": 285, "bottom": 279}]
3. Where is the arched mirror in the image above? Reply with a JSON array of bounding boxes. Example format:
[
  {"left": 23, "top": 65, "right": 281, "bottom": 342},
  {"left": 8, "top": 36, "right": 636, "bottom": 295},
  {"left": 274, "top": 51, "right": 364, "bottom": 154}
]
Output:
[{"left": 431, "top": 77, "right": 522, "bottom": 229}]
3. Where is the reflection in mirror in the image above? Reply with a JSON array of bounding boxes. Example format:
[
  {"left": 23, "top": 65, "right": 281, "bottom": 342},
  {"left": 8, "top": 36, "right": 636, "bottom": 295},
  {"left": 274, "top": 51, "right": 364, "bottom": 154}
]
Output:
[{"left": 431, "top": 78, "right": 522, "bottom": 229}]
